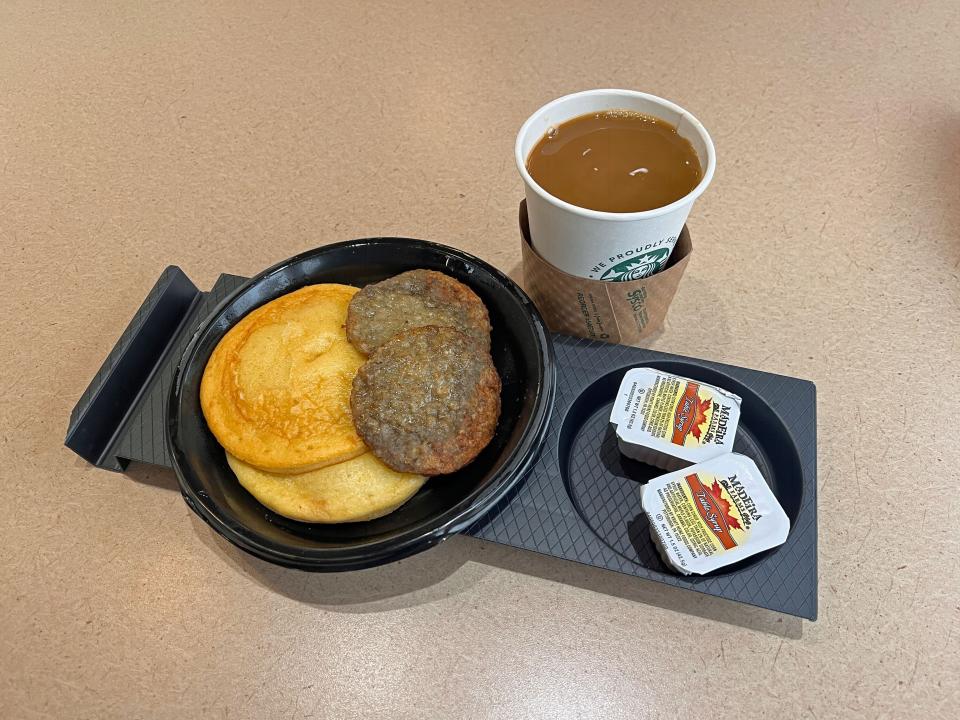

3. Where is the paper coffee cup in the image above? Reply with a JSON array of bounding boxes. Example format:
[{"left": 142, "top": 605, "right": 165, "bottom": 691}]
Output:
[{"left": 515, "top": 89, "right": 715, "bottom": 281}]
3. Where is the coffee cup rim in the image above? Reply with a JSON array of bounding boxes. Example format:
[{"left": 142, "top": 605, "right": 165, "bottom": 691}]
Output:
[{"left": 515, "top": 88, "right": 717, "bottom": 221}]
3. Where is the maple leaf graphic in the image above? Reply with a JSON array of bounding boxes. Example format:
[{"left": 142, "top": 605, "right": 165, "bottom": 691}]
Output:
[
  {"left": 689, "top": 395, "right": 712, "bottom": 441},
  {"left": 708, "top": 479, "right": 742, "bottom": 530}
]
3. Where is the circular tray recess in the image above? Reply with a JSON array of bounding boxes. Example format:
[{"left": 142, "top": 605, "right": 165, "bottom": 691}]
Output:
[{"left": 558, "top": 361, "right": 804, "bottom": 578}]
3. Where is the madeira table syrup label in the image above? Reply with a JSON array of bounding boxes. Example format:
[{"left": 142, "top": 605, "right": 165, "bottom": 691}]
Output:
[
  {"left": 611, "top": 367, "right": 742, "bottom": 470},
  {"left": 640, "top": 453, "right": 790, "bottom": 575}
]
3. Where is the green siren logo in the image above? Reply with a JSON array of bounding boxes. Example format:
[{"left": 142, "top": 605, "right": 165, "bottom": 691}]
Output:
[{"left": 598, "top": 247, "right": 671, "bottom": 281}]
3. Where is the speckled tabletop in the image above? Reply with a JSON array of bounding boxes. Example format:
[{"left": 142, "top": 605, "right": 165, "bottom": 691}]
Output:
[{"left": 1, "top": 1, "right": 958, "bottom": 718}]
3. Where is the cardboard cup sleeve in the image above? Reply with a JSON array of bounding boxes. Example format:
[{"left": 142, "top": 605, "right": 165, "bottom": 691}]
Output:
[{"left": 519, "top": 200, "right": 692, "bottom": 345}]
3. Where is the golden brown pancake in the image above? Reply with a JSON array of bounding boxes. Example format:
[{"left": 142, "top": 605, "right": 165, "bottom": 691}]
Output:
[
  {"left": 226, "top": 452, "right": 427, "bottom": 523},
  {"left": 201, "top": 284, "right": 367, "bottom": 474}
]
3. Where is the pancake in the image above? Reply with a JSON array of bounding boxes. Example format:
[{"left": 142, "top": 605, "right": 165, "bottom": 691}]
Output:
[
  {"left": 226, "top": 452, "right": 427, "bottom": 523},
  {"left": 201, "top": 284, "right": 367, "bottom": 474}
]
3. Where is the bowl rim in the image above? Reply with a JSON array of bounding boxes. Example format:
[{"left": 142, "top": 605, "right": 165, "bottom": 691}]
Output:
[{"left": 166, "top": 237, "right": 556, "bottom": 570}]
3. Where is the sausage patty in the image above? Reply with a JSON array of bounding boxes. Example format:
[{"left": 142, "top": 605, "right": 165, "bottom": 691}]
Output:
[
  {"left": 346, "top": 269, "right": 491, "bottom": 355},
  {"left": 350, "top": 326, "right": 501, "bottom": 475}
]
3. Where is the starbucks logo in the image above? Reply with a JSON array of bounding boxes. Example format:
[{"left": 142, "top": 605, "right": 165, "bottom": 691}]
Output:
[{"left": 599, "top": 247, "right": 671, "bottom": 281}]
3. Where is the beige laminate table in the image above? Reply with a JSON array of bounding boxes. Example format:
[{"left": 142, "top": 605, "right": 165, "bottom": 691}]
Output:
[{"left": 2, "top": 1, "right": 958, "bottom": 717}]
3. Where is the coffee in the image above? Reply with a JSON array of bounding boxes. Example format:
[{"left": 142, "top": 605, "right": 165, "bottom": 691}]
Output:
[{"left": 526, "top": 110, "right": 702, "bottom": 213}]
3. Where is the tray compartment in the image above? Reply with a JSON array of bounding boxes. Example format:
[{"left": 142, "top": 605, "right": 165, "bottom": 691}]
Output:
[
  {"left": 469, "top": 336, "right": 818, "bottom": 619},
  {"left": 557, "top": 362, "right": 804, "bottom": 578}
]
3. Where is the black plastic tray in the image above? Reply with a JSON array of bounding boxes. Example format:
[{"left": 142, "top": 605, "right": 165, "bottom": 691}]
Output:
[{"left": 66, "top": 266, "right": 818, "bottom": 620}]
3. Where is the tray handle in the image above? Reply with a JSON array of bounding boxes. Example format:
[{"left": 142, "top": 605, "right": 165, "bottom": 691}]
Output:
[{"left": 65, "top": 266, "right": 200, "bottom": 470}]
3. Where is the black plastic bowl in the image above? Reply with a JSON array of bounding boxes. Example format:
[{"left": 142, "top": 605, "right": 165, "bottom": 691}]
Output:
[{"left": 167, "top": 239, "right": 556, "bottom": 571}]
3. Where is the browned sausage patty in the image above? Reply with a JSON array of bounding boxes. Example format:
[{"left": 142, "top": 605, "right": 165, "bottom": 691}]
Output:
[
  {"left": 346, "top": 269, "right": 491, "bottom": 355},
  {"left": 350, "top": 326, "right": 501, "bottom": 475}
]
